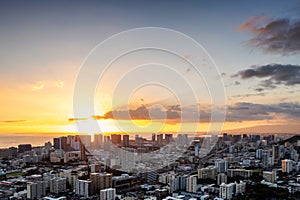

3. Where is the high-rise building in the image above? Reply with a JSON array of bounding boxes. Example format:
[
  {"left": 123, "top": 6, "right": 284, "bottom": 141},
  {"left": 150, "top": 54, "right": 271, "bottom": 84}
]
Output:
[
  {"left": 264, "top": 135, "right": 275, "bottom": 142},
  {"left": 219, "top": 182, "right": 235, "bottom": 200},
  {"left": 177, "top": 134, "right": 188, "bottom": 146},
  {"left": 262, "top": 150, "right": 270, "bottom": 168},
  {"left": 165, "top": 134, "right": 173, "bottom": 143},
  {"left": 121, "top": 148, "right": 135, "bottom": 171},
  {"left": 279, "top": 145, "right": 285, "bottom": 159},
  {"left": 79, "top": 135, "right": 91, "bottom": 147},
  {"left": 138, "top": 170, "right": 158, "bottom": 183},
  {"left": 123, "top": 135, "right": 129, "bottom": 147},
  {"left": 236, "top": 181, "right": 246, "bottom": 194},
  {"left": 169, "top": 174, "right": 188, "bottom": 193},
  {"left": 229, "top": 145, "right": 235, "bottom": 154},
  {"left": 157, "top": 134, "right": 163, "bottom": 145},
  {"left": 135, "top": 135, "right": 143, "bottom": 145},
  {"left": 27, "top": 181, "right": 45, "bottom": 199},
  {"left": 152, "top": 133, "right": 156, "bottom": 142},
  {"left": 217, "top": 173, "right": 227, "bottom": 185},
  {"left": 53, "top": 137, "right": 68, "bottom": 150},
  {"left": 0, "top": 149, "right": 12, "bottom": 159},
  {"left": 50, "top": 177, "right": 66, "bottom": 194},
  {"left": 177, "top": 174, "right": 188, "bottom": 191},
  {"left": 297, "top": 140, "right": 300, "bottom": 147},
  {"left": 215, "top": 159, "right": 228, "bottom": 173},
  {"left": 198, "top": 166, "right": 217, "bottom": 179},
  {"left": 91, "top": 163, "right": 101, "bottom": 173},
  {"left": 103, "top": 136, "right": 110, "bottom": 150},
  {"left": 251, "top": 135, "right": 260, "bottom": 142},
  {"left": 111, "top": 134, "right": 121, "bottom": 144},
  {"left": 61, "top": 136, "right": 68, "bottom": 150},
  {"left": 68, "top": 172, "right": 78, "bottom": 190},
  {"left": 233, "top": 135, "right": 241, "bottom": 142},
  {"left": 263, "top": 169, "right": 277, "bottom": 183},
  {"left": 44, "top": 141, "right": 52, "bottom": 150},
  {"left": 104, "top": 136, "right": 110, "bottom": 142},
  {"left": 36, "top": 181, "right": 46, "bottom": 198},
  {"left": 169, "top": 175, "right": 178, "bottom": 193},
  {"left": 282, "top": 159, "right": 293, "bottom": 173},
  {"left": 186, "top": 175, "right": 198, "bottom": 193},
  {"left": 256, "top": 149, "right": 262, "bottom": 159},
  {"left": 9, "top": 147, "right": 18, "bottom": 157},
  {"left": 76, "top": 179, "right": 91, "bottom": 198},
  {"left": 90, "top": 173, "right": 112, "bottom": 194},
  {"left": 27, "top": 182, "right": 37, "bottom": 200},
  {"left": 227, "top": 169, "right": 253, "bottom": 178},
  {"left": 18, "top": 144, "right": 32, "bottom": 153},
  {"left": 223, "top": 133, "right": 228, "bottom": 141},
  {"left": 100, "top": 188, "right": 116, "bottom": 200},
  {"left": 67, "top": 135, "right": 80, "bottom": 150},
  {"left": 272, "top": 145, "right": 280, "bottom": 163},
  {"left": 53, "top": 138, "right": 60, "bottom": 149},
  {"left": 94, "top": 134, "right": 103, "bottom": 148},
  {"left": 194, "top": 146, "right": 199, "bottom": 157}
]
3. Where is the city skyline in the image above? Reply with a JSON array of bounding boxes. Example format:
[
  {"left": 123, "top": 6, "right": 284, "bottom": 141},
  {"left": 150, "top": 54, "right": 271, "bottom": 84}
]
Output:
[
  {"left": 1, "top": 1, "right": 300, "bottom": 136},
  {"left": 1, "top": 2, "right": 300, "bottom": 199}
]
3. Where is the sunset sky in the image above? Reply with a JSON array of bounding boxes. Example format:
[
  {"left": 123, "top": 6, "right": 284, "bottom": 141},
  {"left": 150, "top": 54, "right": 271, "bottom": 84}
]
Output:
[{"left": 1, "top": 0, "right": 300, "bottom": 136}]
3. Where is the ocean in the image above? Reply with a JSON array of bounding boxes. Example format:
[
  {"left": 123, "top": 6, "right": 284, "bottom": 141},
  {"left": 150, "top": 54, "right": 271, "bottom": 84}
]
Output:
[{"left": 0, "top": 135, "right": 55, "bottom": 148}]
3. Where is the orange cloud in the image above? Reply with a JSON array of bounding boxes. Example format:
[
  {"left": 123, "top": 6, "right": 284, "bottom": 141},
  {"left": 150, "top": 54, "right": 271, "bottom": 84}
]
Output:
[
  {"left": 68, "top": 118, "right": 87, "bottom": 122},
  {"left": 238, "top": 15, "right": 270, "bottom": 33}
]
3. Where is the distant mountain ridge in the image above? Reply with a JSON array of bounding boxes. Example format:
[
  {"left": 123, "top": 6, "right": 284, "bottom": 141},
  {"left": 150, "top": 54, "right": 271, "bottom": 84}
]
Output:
[
  {"left": 225, "top": 124, "right": 300, "bottom": 134},
  {"left": 279, "top": 135, "right": 300, "bottom": 145}
]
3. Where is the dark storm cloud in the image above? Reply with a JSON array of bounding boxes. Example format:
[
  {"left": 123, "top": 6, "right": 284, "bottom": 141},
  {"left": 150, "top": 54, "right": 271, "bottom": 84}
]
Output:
[
  {"left": 239, "top": 16, "right": 300, "bottom": 54},
  {"left": 227, "top": 102, "right": 300, "bottom": 122},
  {"left": 234, "top": 64, "right": 300, "bottom": 89}
]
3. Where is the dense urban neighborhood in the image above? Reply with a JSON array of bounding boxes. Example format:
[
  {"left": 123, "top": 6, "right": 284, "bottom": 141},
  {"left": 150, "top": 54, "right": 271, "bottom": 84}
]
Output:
[{"left": 1, "top": 133, "right": 300, "bottom": 200}]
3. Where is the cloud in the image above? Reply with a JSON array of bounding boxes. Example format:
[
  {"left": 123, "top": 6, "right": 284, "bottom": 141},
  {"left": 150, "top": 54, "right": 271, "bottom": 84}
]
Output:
[
  {"left": 92, "top": 101, "right": 300, "bottom": 123},
  {"left": 68, "top": 118, "right": 87, "bottom": 122},
  {"left": 254, "top": 88, "right": 264, "bottom": 92},
  {"left": 231, "top": 92, "right": 265, "bottom": 99},
  {"left": 227, "top": 102, "right": 300, "bottom": 122},
  {"left": 32, "top": 82, "right": 44, "bottom": 91},
  {"left": 93, "top": 104, "right": 181, "bottom": 121},
  {"left": 239, "top": 16, "right": 300, "bottom": 54},
  {"left": 234, "top": 64, "right": 300, "bottom": 89},
  {"left": 239, "top": 16, "right": 270, "bottom": 33},
  {"left": 227, "top": 102, "right": 272, "bottom": 122},
  {"left": 0, "top": 120, "right": 27, "bottom": 123},
  {"left": 234, "top": 81, "right": 241, "bottom": 85},
  {"left": 31, "top": 80, "right": 64, "bottom": 91}
]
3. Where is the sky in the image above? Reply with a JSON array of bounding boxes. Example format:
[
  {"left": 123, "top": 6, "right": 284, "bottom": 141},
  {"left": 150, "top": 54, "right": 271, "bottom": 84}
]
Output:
[{"left": 1, "top": 0, "right": 300, "bottom": 136}]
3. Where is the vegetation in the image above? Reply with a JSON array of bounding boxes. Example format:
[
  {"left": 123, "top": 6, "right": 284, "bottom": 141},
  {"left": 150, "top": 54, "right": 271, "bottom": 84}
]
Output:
[
  {"left": 245, "top": 183, "right": 292, "bottom": 200},
  {"left": 6, "top": 171, "right": 25, "bottom": 178}
]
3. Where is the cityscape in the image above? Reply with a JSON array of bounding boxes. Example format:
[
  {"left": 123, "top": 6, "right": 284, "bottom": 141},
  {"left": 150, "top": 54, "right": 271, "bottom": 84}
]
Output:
[
  {"left": 1, "top": 0, "right": 300, "bottom": 200},
  {"left": 1, "top": 133, "right": 300, "bottom": 199}
]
